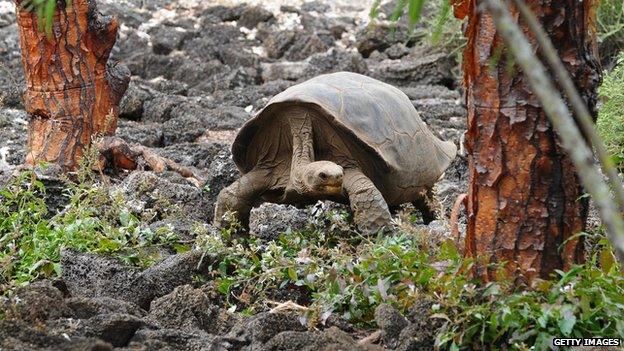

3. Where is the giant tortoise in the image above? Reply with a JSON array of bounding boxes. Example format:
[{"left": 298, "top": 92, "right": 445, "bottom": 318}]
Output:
[{"left": 214, "top": 72, "right": 457, "bottom": 234}]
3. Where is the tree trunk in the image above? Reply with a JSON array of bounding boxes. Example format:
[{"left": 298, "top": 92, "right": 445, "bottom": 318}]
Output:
[
  {"left": 14, "top": 0, "right": 129, "bottom": 170},
  {"left": 453, "top": 0, "right": 601, "bottom": 281}
]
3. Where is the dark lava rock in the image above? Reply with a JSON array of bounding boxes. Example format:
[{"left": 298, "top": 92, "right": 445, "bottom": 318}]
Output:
[
  {"left": 0, "top": 13, "right": 13, "bottom": 28},
  {"left": 163, "top": 105, "right": 248, "bottom": 145},
  {"left": 261, "top": 326, "right": 383, "bottom": 351},
  {"left": 301, "top": 1, "right": 331, "bottom": 13},
  {"left": 3, "top": 281, "right": 69, "bottom": 323},
  {"left": 305, "top": 48, "right": 368, "bottom": 78},
  {"left": 355, "top": 24, "right": 411, "bottom": 58},
  {"left": 385, "top": 43, "right": 411, "bottom": 59},
  {"left": 171, "top": 58, "right": 225, "bottom": 87},
  {"left": 65, "top": 296, "right": 146, "bottom": 320},
  {"left": 60, "top": 249, "right": 214, "bottom": 309},
  {"left": 100, "top": 1, "right": 148, "bottom": 29},
  {"left": 260, "top": 48, "right": 367, "bottom": 83},
  {"left": 392, "top": 300, "right": 445, "bottom": 351},
  {"left": 374, "top": 304, "right": 408, "bottom": 349},
  {"left": 203, "top": 4, "right": 245, "bottom": 22},
  {"left": 129, "top": 328, "right": 228, "bottom": 351},
  {"left": 148, "top": 285, "right": 221, "bottom": 333},
  {"left": 79, "top": 313, "right": 146, "bottom": 347},
  {"left": 144, "top": 77, "right": 189, "bottom": 96},
  {"left": 142, "top": 94, "right": 188, "bottom": 123},
  {"left": 369, "top": 52, "right": 456, "bottom": 88},
  {"left": 261, "top": 61, "right": 309, "bottom": 82},
  {"left": 191, "top": 67, "right": 259, "bottom": 94},
  {"left": 199, "top": 23, "right": 242, "bottom": 46},
  {"left": 117, "top": 120, "right": 164, "bottom": 147},
  {"left": 210, "top": 105, "right": 251, "bottom": 129},
  {"left": 263, "top": 30, "right": 296, "bottom": 59},
  {"left": 182, "top": 36, "right": 220, "bottom": 61},
  {"left": 117, "top": 171, "right": 212, "bottom": 221},
  {"left": 0, "top": 319, "right": 113, "bottom": 351},
  {"left": 32, "top": 164, "right": 71, "bottom": 216},
  {"left": 161, "top": 114, "right": 208, "bottom": 145},
  {"left": 238, "top": 6, "right": 274, "bottom": 29},
  {"left": 249, "top": 203, "right": 309, "bottom": 241},
  {"left": 283, "top": 32, "right": 329, "bottom": 61},
  {"left": 412, "top": 98, "right": 466, "bottom": 134},
  {"left": 150, "top": 26, "right": 191, "bottom": 55},
  {"left": 141, "top": 53, "right": 187, "bottom": 80},
  {"left": 225, "top": 312, "right": 306, "bottom": 347},
  {"left": 217, "top": 44, "right": 261, "bottom": 69},
  {"left": 155, "top": 142, "right": 230, "bottom": 170},
  {"left": 59, "top": 249, "right": 142, "bottom": 305},
  {"left": 0, "top": 108, "right": 28, "bottom": 165},
  {"left": 119, "top": 80, "right": 156, "bottom": 121},
  {"left": 400, "top": 85, "right": 460, "bottom": 100}
]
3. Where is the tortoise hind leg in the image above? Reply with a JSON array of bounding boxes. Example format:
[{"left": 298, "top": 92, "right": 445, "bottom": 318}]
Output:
[
  {"left": 412, "top": 188, "right": 438, "bottom": 224},
  {"left": 343, "top": 168, "right": 393, "bottom": 235},
  {"left": 214, "top": 168, "right": 272, "bottom": 230}
]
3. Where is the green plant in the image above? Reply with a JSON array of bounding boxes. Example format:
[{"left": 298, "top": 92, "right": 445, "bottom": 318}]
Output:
[
  {"left": 17, "top": 0, "right": 70, "bottom": 37},
  {"left": 436, "top": 233, "right": 624, "bottom": 350},
  {"left": 597, "top": 53, "right": 624, "bottom": 169},
  {"left": 196, "top": 217, "right": 624, "bottom": 350},
  {"left": 597, "top": 0, "right": 624, "bottom": 65},
  {"left": 0, "top": 166, "right": 185, "bottom": 293}
]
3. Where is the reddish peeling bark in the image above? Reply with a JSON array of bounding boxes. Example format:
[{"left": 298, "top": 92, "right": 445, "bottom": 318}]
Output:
[
  {"left": 14, "top": 0, "right": 130, "bottom": 170},
  {"left": 453, "top": 0, "right": 601, "bottom": 280}
]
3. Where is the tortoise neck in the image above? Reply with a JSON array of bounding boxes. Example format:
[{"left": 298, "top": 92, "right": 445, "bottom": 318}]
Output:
[
  {"left": 289, "top": 106, "right": 314, "bottom": 169},
  {"left": 288, "top": 106, "right": 315, "bottom": 192}
]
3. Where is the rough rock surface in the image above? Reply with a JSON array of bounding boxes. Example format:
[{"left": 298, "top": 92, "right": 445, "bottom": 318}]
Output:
[
  {"left": 59, "top": 249, "right": 215, "bottom": 309},
  {"left": 249, "top": 203, "right": 310, "bottom": 240}
]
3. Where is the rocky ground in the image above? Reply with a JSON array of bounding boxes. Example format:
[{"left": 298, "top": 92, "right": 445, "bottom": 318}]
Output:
[{"left": 0, "top": 0, "right": 468, "bottom": 350}]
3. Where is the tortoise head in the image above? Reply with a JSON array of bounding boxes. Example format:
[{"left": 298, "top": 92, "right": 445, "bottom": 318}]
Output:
[{"left": 294, "top": 161, "right": 344, "bottom": 197}]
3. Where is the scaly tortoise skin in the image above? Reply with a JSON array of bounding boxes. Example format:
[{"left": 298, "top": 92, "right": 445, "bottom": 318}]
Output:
[{"left": 214, "top": 72, "right": 457, "bottom": 234}]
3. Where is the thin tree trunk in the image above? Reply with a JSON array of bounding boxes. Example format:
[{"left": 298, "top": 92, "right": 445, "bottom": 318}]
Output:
[
  {"left": 453, "top": 0, "right": 601, "bottom": 281},
  {"left": 14, "top": 0, "right": 129, "bottom": 170}
]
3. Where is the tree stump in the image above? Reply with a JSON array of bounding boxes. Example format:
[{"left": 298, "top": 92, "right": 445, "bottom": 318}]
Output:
[{"left": 14, "top": 0, "right": 130, "bottom": 170}]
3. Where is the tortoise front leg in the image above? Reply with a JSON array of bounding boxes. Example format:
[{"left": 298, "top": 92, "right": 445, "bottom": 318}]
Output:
[
  {"left": 343, "top": 168, "right": 393, "bottom": 235},
  {"left": 214, "top": 168, "right": 271, "bottom": 230}
]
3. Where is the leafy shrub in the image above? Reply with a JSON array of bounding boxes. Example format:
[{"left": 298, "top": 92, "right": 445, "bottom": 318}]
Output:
[
  {"left": 597, "top": 54, "right": 624, "bottom": 169},
  {"left": 597, "top": 0, "right": 624, "bottom": 66},
  {"left": 0, "top": 169, "right": 183, "bottom": 293},
  {"left": 198, "top": 219, "right": 624, "bottom": 350}
]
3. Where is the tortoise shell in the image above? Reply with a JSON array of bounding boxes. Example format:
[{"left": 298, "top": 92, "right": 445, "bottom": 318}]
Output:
[{"left": 232, "top": 72, "right": 457, "bottom": 197}]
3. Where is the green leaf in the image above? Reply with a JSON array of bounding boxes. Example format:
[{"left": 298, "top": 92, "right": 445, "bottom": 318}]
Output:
[
  {"left": 389, "top": 0, "right": 407, "bottom": 22},
  {"left": 559, "top": 308, "right": 576, "bottom": 336},
  {"left": 173, "top": 243, "right": 190, "bottom": 254},
  {"left": 217, "top": 278, "right": 234, "bottom": 295},
  {"left": 407, "top": 0, "right": 425, "bottom": 27},
  {"left": 431, "top": 0, "right": 452, "bottom": 43},
  {"left": 288, "top": 267, "right": 297, "bottom": 281},
  {"left": 369, "top": 0, "right": 382, "bottom": 20},
  {"left": 43, "top": 0, "right": 56, "bottom": 37}
]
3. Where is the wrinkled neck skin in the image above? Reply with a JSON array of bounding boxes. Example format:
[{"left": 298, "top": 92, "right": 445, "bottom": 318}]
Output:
[{"left": 289, "top": 106, "right": 315, "bottom": 194}]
